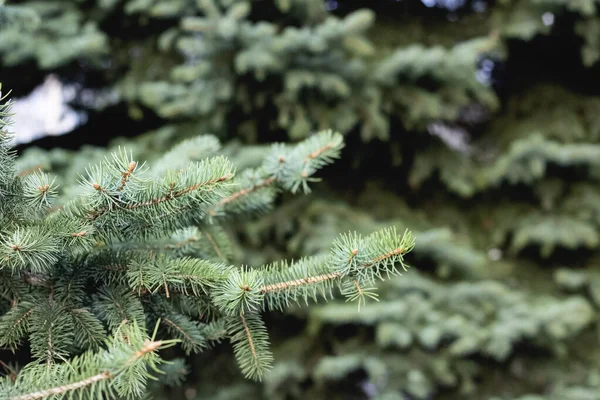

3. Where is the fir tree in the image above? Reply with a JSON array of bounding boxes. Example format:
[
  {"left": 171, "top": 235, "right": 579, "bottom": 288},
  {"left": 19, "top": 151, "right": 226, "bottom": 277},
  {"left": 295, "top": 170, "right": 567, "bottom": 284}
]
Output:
[{"left": 0, "top": 89, "right": 414, "bottom": 399}]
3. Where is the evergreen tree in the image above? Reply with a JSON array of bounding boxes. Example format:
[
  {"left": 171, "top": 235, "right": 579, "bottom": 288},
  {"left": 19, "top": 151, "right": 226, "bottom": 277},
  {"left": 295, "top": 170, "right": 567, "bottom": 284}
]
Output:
[
  {"left": 4, "top": 0, "right": 600, "bottom": 399},
  {"left": 0, "top": 89, "right": 414, "bottom": 399}
]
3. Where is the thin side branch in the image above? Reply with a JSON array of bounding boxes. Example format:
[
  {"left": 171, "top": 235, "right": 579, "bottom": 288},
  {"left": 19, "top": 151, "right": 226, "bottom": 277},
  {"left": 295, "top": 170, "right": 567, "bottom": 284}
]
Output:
[
  {"left": 89, "top": 173, "right": 233, "bottom": 220},
  {"left": 363, "top": 247, "right": 404, "bottom": 267},
  {"left": 258, "top": 271, "right": 342, "bottom": 293},
  {"left": 217, "top": 177, "right": 276, "bottom": 207},
  {"left": 305, "top": 143, "right": 333, "bottom": 161},
  {"left": 126, "top": 174, "right": 233, "bottom": 211},
  {"left": 203, "top": 230, "right": 224, "bottom": 260},
  {"left": 13, "top": 308, "right": 34, "bottom": 331},
  {"left": 162, "top": 318, "right": 193, "bottom": 343},
  {"left": 240, "top": 313, "right": 257, "bottom": 360},
  {"left": 11, "top": 371, "right": 111, "bottom": 400},
  {"left": 258, "top": 246, "right": 405, "bottom": 294},
  {"left": 11, "top": 339, "right": 163, "bottom": 400},
  {"left": 162, "top": 273, "right": 170, "bottom": 298}
]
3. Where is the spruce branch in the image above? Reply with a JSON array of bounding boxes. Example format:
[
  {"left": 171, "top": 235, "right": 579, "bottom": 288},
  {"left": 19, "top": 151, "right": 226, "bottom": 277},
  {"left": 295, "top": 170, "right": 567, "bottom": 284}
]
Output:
[
  {"left": 213, "top": 267, "right": 265, "bottom": 315},
  {"left": 0, "top": 301, "right": 35, "bottom": 350},
  {"left": 227, "top": 313, "right": 273, "bottom": 382},
  {"left": 0, "top": 85, "right": 16, "bottom": 198},
  {"left": 166, "top": 227, "right": 201, "bottom": 251},
  {"left": 68, "top": 155, "right": 235, "bottom": 240},
  {"left": 199, "top": 226, "right": 232, "bottom": 261},
  {"left": 199, "top": 319, "right": 228, "bottom": 346},
  {"left": 160, "top": 313, "right": 205, "bottom": 355},
  {"left": 209, "top": 129, "right": 344, "bottom": 217},
  {"left": 216, "top": 176, "right": 277, "bottom": 208},
  {"left": 129, "top": 227, "right": 414, "bottom": 382},
  {"left": 0, "top": 226, "right": 60, "bottom": 273},
  {"left": 127, "top": 256, "right": 232, "bottom": 297},
  {"left": 103, "top": 225, "right": 233, "bottom": 263},
  {"left": 91, "top": 286, "right": 146, "bottom": 332},
  {"left": 0, "top": 270, "right": 26, "bottom": 306},
  {"left": 70, "top": 308, "right": 106, "bottom": 351},
  {"left": 12, "top": 371, "right": 112, "bottom": 400},
  {"left": 153, "top": 358, "right": 189, "bottom": 388},
  {"left": 1, "top": 321, "right": 177, "bottom": 400},
  {"left": 21, "top": 171, "right": 57, "bottom": 211},
  {"left": 0, "top": 87, "right": 416, "bottom": 392},
  {"left": 255, "top": 227, "right": 415, "bottom": 311},
  {"left": 257, "top": 256, "right": 341, "bottom": 311},
  {"left": 258, "top": 270, "right": 343, "bottom": 294},
  {"left": 29, "top": 301, "right": 74, "bottom": 365}
]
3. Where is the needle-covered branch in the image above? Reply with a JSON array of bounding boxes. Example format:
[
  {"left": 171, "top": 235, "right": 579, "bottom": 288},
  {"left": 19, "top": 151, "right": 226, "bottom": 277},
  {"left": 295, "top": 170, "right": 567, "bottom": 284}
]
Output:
[
  {"left": 129, "top": 228, "right": 415, "bottom": 380},
  {"left": 209, "top": 129, "right": 344, "bottom": 218},
  {"left": 0, "top": 85, "right": 16, "bottom": 199},
  {"left": 0, "top": 322, "right": 177, "bottom": 400},
  {"left": 0, "top": 89, "right": 416, "bottom": 397},
  {"left": 211, "top": 227, "right": 415, "bottom": 315}
]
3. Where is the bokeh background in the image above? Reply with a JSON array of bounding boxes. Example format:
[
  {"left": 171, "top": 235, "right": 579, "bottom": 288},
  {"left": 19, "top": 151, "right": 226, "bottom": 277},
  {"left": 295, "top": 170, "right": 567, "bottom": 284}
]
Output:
[{"left": 2, "top": 0, "right": 600, "bottom": 399}]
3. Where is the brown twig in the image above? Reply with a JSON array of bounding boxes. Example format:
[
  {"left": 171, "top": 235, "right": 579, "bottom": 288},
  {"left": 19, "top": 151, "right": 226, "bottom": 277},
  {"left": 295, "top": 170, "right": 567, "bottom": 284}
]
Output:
[{"left": 240, "top": 313, "right": 257, "bottom": 360}]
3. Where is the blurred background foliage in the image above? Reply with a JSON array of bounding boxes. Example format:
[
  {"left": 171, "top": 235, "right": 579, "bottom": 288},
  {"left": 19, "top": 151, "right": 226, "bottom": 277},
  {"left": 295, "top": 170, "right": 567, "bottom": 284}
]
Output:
[{"left": 4, "top": 0, "right": 600, "bottom": 399}]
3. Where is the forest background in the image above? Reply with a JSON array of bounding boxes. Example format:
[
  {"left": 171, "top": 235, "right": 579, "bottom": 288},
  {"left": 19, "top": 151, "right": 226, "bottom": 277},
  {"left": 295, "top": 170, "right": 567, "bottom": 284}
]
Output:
[{"left": 2, "top": 0, "right": 600, "bottom": 399}]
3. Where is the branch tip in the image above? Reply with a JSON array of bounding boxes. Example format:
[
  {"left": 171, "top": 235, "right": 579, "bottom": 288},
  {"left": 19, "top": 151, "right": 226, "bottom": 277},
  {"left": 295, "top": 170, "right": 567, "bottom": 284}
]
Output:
[{"left": 305, "top": 143, "right": 333, "bottom": 161}]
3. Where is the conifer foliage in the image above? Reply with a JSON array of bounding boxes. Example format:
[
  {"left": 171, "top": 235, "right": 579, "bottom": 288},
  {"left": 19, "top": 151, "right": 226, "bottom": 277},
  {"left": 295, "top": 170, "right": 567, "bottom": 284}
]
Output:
[{"left": 0, "top": 90, "right": 414, "bottom": 398}]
